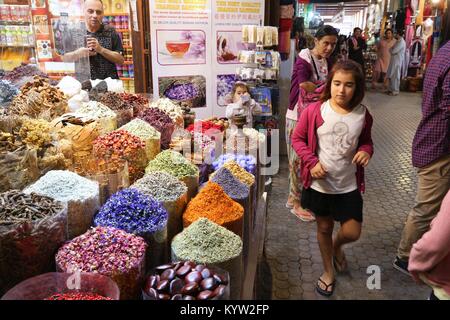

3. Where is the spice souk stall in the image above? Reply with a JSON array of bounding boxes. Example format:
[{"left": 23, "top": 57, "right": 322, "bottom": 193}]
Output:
[{"left": 0, "top": 63, "right": 272, "bottom": 300}]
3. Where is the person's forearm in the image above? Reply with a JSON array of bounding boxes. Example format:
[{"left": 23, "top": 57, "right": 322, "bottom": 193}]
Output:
[
  {"left": 62, "top": 50, "right": 81, "bottom": 62},
  {"left": 99, "top": 47, "right": 125, "bottom": 65}
]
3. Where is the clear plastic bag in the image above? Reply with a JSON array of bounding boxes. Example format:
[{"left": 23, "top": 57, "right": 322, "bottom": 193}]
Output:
[
  {"left": 180, "top": 174, "right": 199, "bottom": 202},
  {"left": 0, "top": 202, "right": 68, "bottom": 296},
  {"left": 162, "top": 192, "right": 188, "bottom": 257},
  {"left": 56, "top": 252, "right": 145, "bottom": 300},
  {"left": 1, "top": 272, "right": 120, "bottom": 300},
  {"left": 171, "top": 248, "right": 242, "bottom": 300},
  {"left": 0, "top": 146, "right": 39, "bottom": 193}
]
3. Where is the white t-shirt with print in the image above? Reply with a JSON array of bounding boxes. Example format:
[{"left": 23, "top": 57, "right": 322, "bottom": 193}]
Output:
[{"left": 311, "top": 101, "right": 366, "bottom": 194}]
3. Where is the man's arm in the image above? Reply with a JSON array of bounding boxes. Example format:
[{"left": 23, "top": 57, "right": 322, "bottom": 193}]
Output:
[
  {"left": 98, "top": 47, "right": 125, "bottom": 65},
  {"left": 62, "top": 47, "right": 93, "bottom": 62}
]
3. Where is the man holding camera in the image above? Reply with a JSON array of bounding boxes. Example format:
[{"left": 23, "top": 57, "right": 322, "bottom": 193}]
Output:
[{"left": 63, "top": 0, "right": 124, "bottom": 80}]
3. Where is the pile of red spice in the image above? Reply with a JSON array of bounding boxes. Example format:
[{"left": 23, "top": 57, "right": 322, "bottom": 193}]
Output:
[{"left": 44, "top": 292, "right": 112, "bottom": 300}]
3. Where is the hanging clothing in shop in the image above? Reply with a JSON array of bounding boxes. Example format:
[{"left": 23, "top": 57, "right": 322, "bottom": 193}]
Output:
[
  {"left": 279, "top": 19, "right": 293, "bottom": 60},
  {"left": 403, "top": 25, "right": 415, "bottom": 78},
  {"left": 416, "top": 0, "right": 426, "bottom": 25},
  {"left": 411, "top": 0, "right": 419, "bottom": 12},
  {"left": 426, "top": 35, "right": 433, "bottom": 65},
  {"left": 405, "top": 6, "right": 413, "bottom": 25},
  {"left": 423, "top": 2, "right": 433, "bottom": 18},
  {"left": 395, "top": 9, "right": 406, "bottom": 33},
  {"left": 409, "top": 39, "right": 423, "bottom": 70},
  {"left": 423, "top": 18, "right": 434, "bottom": 40}
]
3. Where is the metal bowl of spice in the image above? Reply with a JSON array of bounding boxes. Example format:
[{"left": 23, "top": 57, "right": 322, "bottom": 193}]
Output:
[{"left": 1, "top": 272, "right": 119, "bottom": 300}]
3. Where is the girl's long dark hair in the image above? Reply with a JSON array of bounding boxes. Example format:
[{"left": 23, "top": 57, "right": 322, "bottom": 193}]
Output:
[{"left": 321, "top": 60, "right": 365, "bottom": 109}]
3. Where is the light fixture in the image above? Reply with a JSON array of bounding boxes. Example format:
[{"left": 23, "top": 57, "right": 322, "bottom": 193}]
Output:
[{"left": 432, "top": 0, "right": 440, "bottom": 4}]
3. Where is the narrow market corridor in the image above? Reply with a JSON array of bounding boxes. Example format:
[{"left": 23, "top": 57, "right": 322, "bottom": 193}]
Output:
[{"left": 264, "top": 91, "right": 430, "bottom": 300}]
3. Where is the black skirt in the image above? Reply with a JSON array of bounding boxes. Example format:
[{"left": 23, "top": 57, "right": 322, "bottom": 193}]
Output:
[{"left": 301, "top": 187, "right": 363, "bottom": 223}]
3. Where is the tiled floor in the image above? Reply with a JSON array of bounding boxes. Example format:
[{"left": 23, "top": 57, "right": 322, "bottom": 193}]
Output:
[{"left": 262, "top": 91, "right": 431, "bottom": 300}]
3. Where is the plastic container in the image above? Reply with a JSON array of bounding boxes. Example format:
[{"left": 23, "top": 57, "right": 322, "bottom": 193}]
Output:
[
  {"left": 1, "top": 272, "right": 120, "bottom": 300},
  {"left": 0, "top": 202, "right": 68, "bottom": 296},
  {"left": 180, "top": 174, "right": 199, "bottom": 202},
  {"left": 142, "top": 263, "right": 230, "bottom": 300},
  {"left": 171, "top": 248, "right": 242, "bottom": 300},
  {"left": 72, "top": 157, "right": 130, "bottom": 206}
]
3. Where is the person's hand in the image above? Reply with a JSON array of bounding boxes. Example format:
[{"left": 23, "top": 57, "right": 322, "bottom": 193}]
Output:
[
  {"left": 352, "top": 151, "right": 371, "bottom": 167},
  {"left": 76, "top": 47, "right": 96, "bottom": 58},
  {"left": 86, "top": 37, "right": 103, "bottom": 53},
  {"left": 240, "top": 93, "right": 251, "bottom": 104},
  {"left": 311, "top": 162, "right": 327, "bottom": 179}
]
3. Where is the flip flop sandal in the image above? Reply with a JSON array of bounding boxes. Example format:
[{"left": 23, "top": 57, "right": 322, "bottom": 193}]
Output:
[
  {"left": 316, "top": 277, "right": 336, "bottom": 297},
  {"left": 333, "top": 254, "right": 348, "bottom": 273}
]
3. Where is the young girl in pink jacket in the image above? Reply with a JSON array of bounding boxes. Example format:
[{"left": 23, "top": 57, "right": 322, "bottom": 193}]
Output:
[{"left": 291, "top": 60, "right": 374, "bottom": 297}]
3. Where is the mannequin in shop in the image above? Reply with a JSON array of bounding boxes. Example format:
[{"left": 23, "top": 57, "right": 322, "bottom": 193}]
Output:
[
  {"left": 62, "top": 0, "right": 124, "bottom": 81},
  {"left": 287, "top": 25, "right": 338, "bottom": 222},
  {"left": 372, "top": 28, "right": 396, "bottom": 90},
  {"left": 386, "top": 30, "right": 406, "bottom": 96}
]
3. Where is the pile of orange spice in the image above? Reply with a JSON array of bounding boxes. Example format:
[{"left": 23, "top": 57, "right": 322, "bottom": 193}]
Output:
[{"left": 182, "top": 182, "right": 244, "bottom": 237}]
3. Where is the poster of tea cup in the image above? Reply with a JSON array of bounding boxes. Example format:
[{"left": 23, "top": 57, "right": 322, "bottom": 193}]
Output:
[
  {"left": 156, "top": 30, "right": 206, "bottom": 65},
  {"left": 216, "top": 31, "right": 246, "bottom": 64}
]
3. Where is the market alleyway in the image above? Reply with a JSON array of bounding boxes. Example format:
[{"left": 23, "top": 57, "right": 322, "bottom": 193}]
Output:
[{"left": 262, "top": 90, "right": 431, "bottom": 300}]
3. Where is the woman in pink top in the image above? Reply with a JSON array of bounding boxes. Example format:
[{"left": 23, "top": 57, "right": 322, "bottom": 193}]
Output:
[
  {"left": 409, "top": 190, "right": 450, "bottom": 300},
  {"left": 372, "top": 29, "right": 396, "bottom": 90}
]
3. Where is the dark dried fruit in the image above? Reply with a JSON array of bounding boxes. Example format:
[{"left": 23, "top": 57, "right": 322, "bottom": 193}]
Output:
[
  {"left": 197, "top": 290, "right": 214, "bottom": 300},
  {"left": 185, "top": 271, "right": 202, "bottom": 283},
  {"left": 181, "top": 282, "right": 199, "bottom": 295}
]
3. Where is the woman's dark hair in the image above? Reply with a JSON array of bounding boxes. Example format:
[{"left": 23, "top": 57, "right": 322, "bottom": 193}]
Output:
[
  {"left": 321, "top": 60, "right": 365, "bottom": 109},
  {"left": 315, "top": 25, "right": 339, "bottom": 40},
  {"left": 384, "top": 28, "right": 393, "bottom": 35},
  {"left": 353, "top": 27, "right": 362, "bottom": 34}
]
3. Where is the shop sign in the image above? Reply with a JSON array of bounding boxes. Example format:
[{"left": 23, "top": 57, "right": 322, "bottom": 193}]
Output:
[{"left": 149, "top": 0, "right": 265, "bottom": 119}]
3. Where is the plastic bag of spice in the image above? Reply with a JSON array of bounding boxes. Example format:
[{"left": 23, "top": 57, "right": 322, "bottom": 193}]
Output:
[
  {"left": 75, "top": 102, "right": 118, "bottom": 135},
  {"left": 0, "top": 191, "right": 68, "bottom": 296},
  {"left": 71, "top": 157, "right": 130, "bottom": 206},
  {"left": 0, "top": 145, "right": 39, "bottom": 193},
  {"left": 94, "top": 189, "right": 169, "bottom": 270},
  {"left": 119, "top": 119, "right": 161, "bottom": 161},
  {"left": 182, "top": 182, "right": 244, "bottom": 238},
  {"left": 93, "top": 130, "right": 147, "bottom": 184},
  {"left": 171, "top": 218, "right": 243, "bottom": 299},
  {"left": 146, "top": 150, "right": 200, "bottom": 201},
  {"left": 24, "top": 170, "right": 101, "bottom": 239},
  {"left": 51, "top": 114, "right": 102, "bottom": 166},
  {"left": 1, "top": 272, "right": 120, "bottom": 300},
  {"left": 131, "top": 172, "right": 188, "bottom": 257},
  {"left": 55, "top": 227, "right": 147, "bottom": 300}
]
